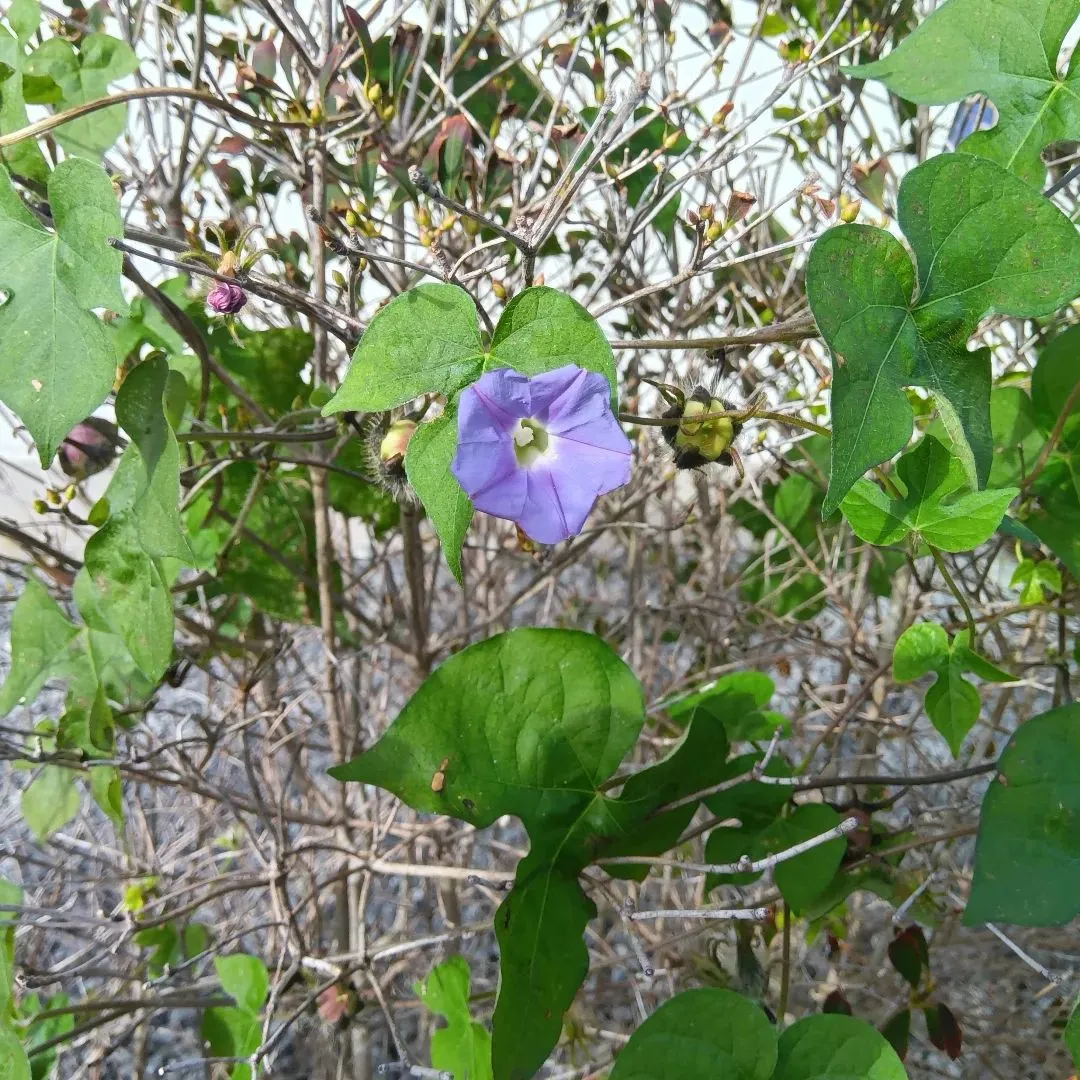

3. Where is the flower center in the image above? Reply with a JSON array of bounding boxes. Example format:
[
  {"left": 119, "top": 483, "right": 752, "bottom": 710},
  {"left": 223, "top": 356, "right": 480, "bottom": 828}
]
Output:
[{"left": 511, "top": 418, "right": 551, "bottom": 467}]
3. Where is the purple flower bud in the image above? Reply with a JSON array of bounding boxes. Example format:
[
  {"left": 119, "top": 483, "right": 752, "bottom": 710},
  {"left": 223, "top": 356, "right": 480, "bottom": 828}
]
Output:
[
  {"left": 207, "top": 280, "right": 247, "bottom": 315},
  {"left": 59, "top": 418, "right": 119, "bottom": 479},
  {"left": 451, "top": 365, "right": 632, "bottom": 545}
]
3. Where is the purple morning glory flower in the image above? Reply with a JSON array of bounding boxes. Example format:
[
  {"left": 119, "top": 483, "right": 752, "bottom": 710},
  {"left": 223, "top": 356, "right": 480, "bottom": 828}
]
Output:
[
  {"left": 451, "top": 364, "right": 632, "bottom": 544},
  {"left": 207, "top": 280, "right": 247, "bottom": 315}
]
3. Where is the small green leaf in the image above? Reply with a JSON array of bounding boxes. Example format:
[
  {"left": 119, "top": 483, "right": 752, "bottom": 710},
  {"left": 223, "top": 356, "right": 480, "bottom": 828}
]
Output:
[
  {"left": 923, "top": 666, "right": 980, "bottom": 757},
  {"left": 89, "top": 765, "right": 123, "bottom": 829},
  {"left": 23, "top": 991, "right": 73, "bottom": 1080},
  {"left": 966, "top": 703, "right": 1080, "bottom": 926},
  {"left": 214, "top": 954, "right": 269, "bottom": 1015},
  {"left": 894, "top": 622, "right": 1004, "bottom": 755},
  {"left": 404, "top": 410, "right": 473, "bottom": 581},
  {"left": 808, "top": 154, "right": 1080, "bottom": 514},
  {"left": 27, "top": 34, "right": 139, "bottom": 156},
  {"left": 22, "top": 766, "right": 79, "bottom": 841},
  {"left": 78, "top": 356, "right": 198, "bottom": 679},
  {"left": 841, "top": 437, "right": 1017, "bottom": 552},
  {"left": 845, "top": 0, "right": 1080, "bottom": 187},
  {"left": 1010, "top": 558, "right": 1062, "bottom": 605},
  {"left": 134, "top": 925, "right": 180, "bottom": 979},
  {"left": 706, "top": 804, "right": 846, "bottom": 912},
  {"left": 773, "top": 473, "right": 816, "bottom": 531},
  {"left": 0, "top": 2, "right": 49, "bottom": 182},
  {"left": 774, "top": 1013, "right": 908, "bottom": 1079},
  {"left": 664, "top": 671, "right": 775, "bottom": 718},
  {"left": 1, "top": 876, "right": 21, "bottom": 1013},
  {"left": 760, "top": 12, "right": 788, "bottom": 35},
  {"left": 0, "top": 579, "right": 79, "bottom": 715},
  {"left": 7, "top": 0, "right": 41, "bottom": 43},
  {"left": 0, "top": 1024, "right": 31, "bottom": 1080},
  {"left": 893, "top": 623, "right": 949, "bottom": 682},
  {"left": 769, "top": 804, "right": 848, "bottom": 913},
  {"left": 416, "top": 957, "right": 493, "bottom": 1080},
  {"left": 598, "top": 700, "right": 733, "bottom": 879},
  {"left": 608, "top": 988, "right": 777, "bottom": 1080},
  {"left": 487, "top": 286, "right": 616, "bottom": 398},
  {"left": 201, "top": 1006, "right": 259, "bottom": 1080},
  {"left": 323, "top": 283, "right": 484, "bottom": 414},
  {"left": 0, "top": 159, "right": 125, "bottom": 464},
  {"left": 950, "top": 631, "right": 1012, "bottom": 683}
]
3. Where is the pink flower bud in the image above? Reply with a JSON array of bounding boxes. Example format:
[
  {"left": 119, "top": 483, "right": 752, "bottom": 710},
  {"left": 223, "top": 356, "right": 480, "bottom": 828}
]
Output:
[
  {"left": 207, "top": 281, "right": 247, "bottom": 315},
  {"left": 59, "top": 419, "right": 119, "bottom": 479}
]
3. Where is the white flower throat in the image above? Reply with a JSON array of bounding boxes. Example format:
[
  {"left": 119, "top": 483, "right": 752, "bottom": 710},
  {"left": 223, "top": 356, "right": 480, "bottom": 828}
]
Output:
[{"left": 511, "top": 418, "right": 552, "bottom": 468}]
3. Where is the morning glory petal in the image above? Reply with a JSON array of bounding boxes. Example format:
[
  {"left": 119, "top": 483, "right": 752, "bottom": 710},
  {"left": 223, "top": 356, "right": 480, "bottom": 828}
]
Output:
[{"left": 451, "top": 363, "right": 632, "bottom": 544}]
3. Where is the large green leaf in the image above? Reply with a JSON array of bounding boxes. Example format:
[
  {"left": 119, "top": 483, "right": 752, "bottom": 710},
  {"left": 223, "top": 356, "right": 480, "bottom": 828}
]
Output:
[
  {"left": 21, "top": 765, "right": 79, "bottom": 841},
  {"left": 1027, "top": 326, "right": 1080, "bottom": 572},
  {"left": 488, "top": 287, "right": 616, "bottom": 398},
  {"left": 330, "top": 628, "right": 645, "bottom": 1080},
  {"left": 323, "top": 283, "right": 484, "bottom": 414},
  {"left": 988, "top": 388, "right": 1043, "bottom": 488},
  {"left": 78, "top": 356, "right": 198, "bottom": 679},
  {"left": 330, "top": 629, "right": 759, "bottom": 1079},
  {"left": 705, "top": 804, "right": 847, "bottom": 913},
  {"left": 404, "top": 409, "right": 472, "bottom": 582},
  {"left": 0, "top": 159, "right": 124, "bottom": 464},
  {"left": 1031, "top": 324, "right": 1080, "bottom": 437},
  {"left": 0, "top": 1024, "right": 31, "bottom": 1080},
  {"left": 965, "top": 703, "right": 1080, "bottom": 925},
  {"left": 596, "top": 700, "right": 734, "bottom": 880},
  {"left": 416, "top": 957, "right": 493, "bottom": 1080},
  {"left": 491, "top": 862, "right": 594, "bottom": 1080},
  {"left": 846, "top": 0, "right": 1080, "bottom": 188},
  {"left": 1065, "top": 995, "right": 1080, "bottom": 1070},
  {"left": 607, "top": 989, "right": 777, "bottom": 1080},
  {"left": 773, "top": 1014, "right": 908, "bottom": 1080},
  {"left": 807, "top": 154, "right": 1080, "bottom": 515},
  {"left": 0, "top": 0, "right": 49, "bottom": 182},
  {"left": 27, "top": 34, "right": 139, "bottom": 156},
  {"left": 840, "top": 436, "right": 1017, "bottom": 552}
]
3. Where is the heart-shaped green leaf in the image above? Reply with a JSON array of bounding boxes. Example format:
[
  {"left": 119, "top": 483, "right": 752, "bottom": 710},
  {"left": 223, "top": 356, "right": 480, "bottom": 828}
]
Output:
[
  {"left": 965, "top": 703, "right": 1080, "bottom": 926},
  {"left": 608, "top": 988, "right": 777, "bottom": 1080},
  {"left": 774, "top": 1014, "right": 908, "bottom": 1079},
  {"left": 323, "top": 282, "right": 485, "bottom": 414},
  {"left": 808, "top": 154, "right": 1080, "bottom": 514},
  {"left": 840, "top": 437, "right": 1018, "bottom": 552},
  {"left": 404, "top": 409, "right": 473, "bottom": 582},
  {"left": 0, "top": 159, "right": 125, "bottom": 465},
  {"left": 846, "top": 0, "right": 1080, "bottom": 188}
]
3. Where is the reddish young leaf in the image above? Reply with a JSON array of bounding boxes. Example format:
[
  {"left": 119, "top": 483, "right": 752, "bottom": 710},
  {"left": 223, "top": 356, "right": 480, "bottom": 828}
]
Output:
[
  {"left": 888, "top": 925, "right": 929, "bottom": 988},
  {"left": 251, "top": 39, "right": 277, "bottom": 81},
  {"left": 925, "top": 1001, "right": 963, "bottom": 1060},
  {"left": 822, "top": 990, "right": 853, "bottom": 1015},
  {"left": 881, "top": 1009, "right": 911, "bottom": 1062}
]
